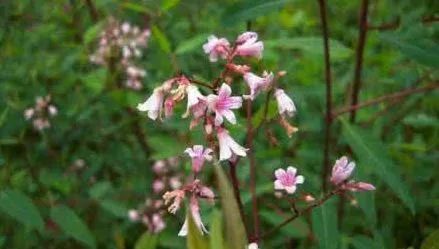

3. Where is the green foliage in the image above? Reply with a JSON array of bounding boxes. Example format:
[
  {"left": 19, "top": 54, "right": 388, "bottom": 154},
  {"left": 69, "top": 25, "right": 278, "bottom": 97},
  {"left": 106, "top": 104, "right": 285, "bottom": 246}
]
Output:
[
  {"left": 50, "top": 205, "right": 96, "bottom": 248},
  {"left": 341, "top": 118, "right": 415, "bottom": 214},
  {"left": 0, "top": 0, "right": 437, "bottom": 248},
  {"left": 0, "top": 190, "right": 44, "bottom": 232},
  {"left": 421, "top": 229, "right": 439, "bottom": 249},
  {"left": 134, "top": 232, "right": 158, "bottom": 249},
  {"left": 312, "top": 199, "right": 339, "bottom": 249},
  {"left": 214, "top": 164, "right": 247, "bottom": 249}
]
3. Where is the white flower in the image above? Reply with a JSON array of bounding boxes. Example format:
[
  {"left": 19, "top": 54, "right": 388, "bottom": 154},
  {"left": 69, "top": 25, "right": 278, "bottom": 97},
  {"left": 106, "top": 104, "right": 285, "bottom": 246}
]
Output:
[
  {"left": 184, "top": 85, "right": 206, "bottom": 118},
  {"left": 330, "top": 156, "right": 355, "bottom": 185},
  {"left": 248, "top": 243, "right": 259, "bottom": 249},
  {"left": 137, "top": 88, "right": 164, "bottom": 120},
  {"left": 216, "top": 127, "right": 248, "bottom": 161},
  {"left": 274, "top": 89, "right": 296, "bottom": 117},
  {"left": 178, "top": 197, "right": 208, "bottom": 236},
  {"left": 202, "top": 35, "right": 231, "bottom": 62}
]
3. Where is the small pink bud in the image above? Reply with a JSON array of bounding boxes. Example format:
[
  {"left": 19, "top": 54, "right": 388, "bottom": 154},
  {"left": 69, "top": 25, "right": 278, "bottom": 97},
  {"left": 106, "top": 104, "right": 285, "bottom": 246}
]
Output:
[
  {"left": 164, "top": 97, "right": 175, "bottom": 118},
  {"left": 304, "top": 194, "right": 315, "bottom": 202},
  {"left": 153, "top": 179, "right": 165, "bottom": 193}
]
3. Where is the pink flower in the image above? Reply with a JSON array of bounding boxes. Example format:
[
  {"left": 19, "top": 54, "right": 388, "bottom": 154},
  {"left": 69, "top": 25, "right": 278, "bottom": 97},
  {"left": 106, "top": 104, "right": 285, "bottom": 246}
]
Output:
[
  {"left": 202, "top": 35, "right": 231, "bottom": 62},
  {"left": 274, "top": 166, "right": 304, "bottom": 194},
  {"left": 274, "top": 89, "right": 296, "bottom": 117},
  {"left": 207, "top": 83, "right": 243, "bottom": 126},
  {"left": 137, "top": 88, "right": 164, "bottom": 120},
  {"left": 330, "top": 156, "right": 375, "bottom": 192},
  {"left": 164, "top": 97, "right": 175, "bottom": 118},
  {"left": 342, "top": 181, "right": 376, "bottom": 192},
  {"left": 199, "top": 186, "right": 215, "bottom": 203},
  {"left": 236, "top": 32, "right": 263, "bottom": 59},
  {"left": 330, "top": 156, "right": 355, "bottom": 185},
  {"left": 216, "top": 127, "right": 248, "bottom": 161},
  {"left": 243, "top": 71, "right": 274, "bottom": 100},
  {"left": 152, "top": 179, "right": 165, "bottom": 193},
  {"left": 184, "top": 145, "right": 213, "bottom": 173},
  {"left": 178, "top": 197, "right": 208, "bottom": 236},
  {"left": 150, "top": 213, "right": 166, "bottom": 233}
]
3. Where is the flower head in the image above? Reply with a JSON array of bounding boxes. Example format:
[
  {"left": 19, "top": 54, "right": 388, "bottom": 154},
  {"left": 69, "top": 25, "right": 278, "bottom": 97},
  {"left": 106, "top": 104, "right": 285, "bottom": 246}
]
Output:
[
  {"left": 207, "top": 83, "right": 243, "bottom": 126},
  {"left": 216, "top": 127, "right": 248, "bottom": 161},
  {"left": 137, "top": 88, "right": 164, "bottom": 120},
  {"left": 163, "top": 189, "right": 185, "bottom": 214},
  {"left": 128, "top": 209, "right": 140, "bottom": 222},
  {"left": 184, "top": 145, "right": 213, "bottom": 173},
  {"left": 274, "top": 89, "right": 296, "bottom": 117},
  {"left": 243, "top": 71, "right": 274, "bottom": 100},
  {"left": 203, "top": 35, "right": 231, "bottom": 62},
  {"left": 330, "top": 156, "right": 355, "bottom": 185},
  {"left": 178, "top": 196, "right": 208, "bottom": 236},
  {"left": 330, "top": 156, "right": 375, "bottom": 192},
  {"left": 274, "top": 166, "right": 304, "bottom": 194},
  {"left": 236, "top": 32, "right": 263, "bottom": 59}
]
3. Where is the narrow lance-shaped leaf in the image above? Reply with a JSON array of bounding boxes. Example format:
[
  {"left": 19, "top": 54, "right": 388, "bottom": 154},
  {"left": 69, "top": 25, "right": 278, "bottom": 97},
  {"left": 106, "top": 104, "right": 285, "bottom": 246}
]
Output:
[
  {"left": 311, "top": 198, "right": 339, "bottom": 249},
  {"left": 0, "top": 189, "right": 44, "bottom": 232},
  {"left": 187, "top": 208, "right": 209, "bottom": 249},
  {"left": 209, "top": 209, "right": 225, "bottom": 249},
  {"left": 50, "top": 205, "right": 96, "bottom": 248},
  {"left": 214, "top": 163, "right": 247, "bottom": 249},
  {"left": 340, "top": 118, "right": 415, "bottom": 214}
]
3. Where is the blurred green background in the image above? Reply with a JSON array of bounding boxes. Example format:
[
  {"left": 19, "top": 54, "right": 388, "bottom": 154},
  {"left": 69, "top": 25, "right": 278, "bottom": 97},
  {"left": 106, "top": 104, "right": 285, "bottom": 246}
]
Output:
[{"left": 0, "top": 0, "right": 438, "bottom": 248}]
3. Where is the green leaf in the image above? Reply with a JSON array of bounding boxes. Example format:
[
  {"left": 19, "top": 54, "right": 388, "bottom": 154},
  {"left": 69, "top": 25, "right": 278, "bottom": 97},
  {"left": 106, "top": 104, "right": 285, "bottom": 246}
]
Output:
[
  {"left": 99, "top": 199, "right": 128, "bottom": 218},
  {"left": 88, "top": 181, "right": 112, "bottom": 199},
  {"left": 311, "top": 198, "right": 339, "bottom": 249},
  {"left": 0, "top": 106, "right": 9, "bottom": 128},
  {"left": 121, "top": 2, "right": 152, "bottom": 14},
  {"left": 265, "top": 37, "right": 353, "bottom": 59},
  {"left": 134, "top": 232, "right": 158, "bottom": 249},
  {"left": 351, "top": 235, "right": 380, "bottom": 249},
  {"left": 175, "top": 34, "right": 208, "bottom": 55},
  {"left": 50, "top": 205, "right": 96, "bottom": 248},
  {"left": 380, "top": 34, "right": 439, "bottom": 67},
  {"left": 214, "top": 164, "right": 247, "bottom": 249},
  {"left": 209, "top": 210, "right": 225, "bottom": 249},
  {"left": 222, "top": 0, "right": 290, "bottom": 26},
  {"left": 161, "top": 0, "right": 180, "bottom": 11},
  {"left": 83, "top": 21, "right": 104, "bottom": 45},
  {"left": 340, "top": 118, "right": 415, "bottom": 214},
  {"left": 421, "top": 229, "right": 439, "bottom": 249},
  {"left": 0, "top": 189, "right": 44, "bottom": 232},
  {"left": 187, "top": 209, "right": 209, "bottom": 249},
  {"left": 152, "top": 25, "right": 171, "bottom": 54},
  {"left": 82, "top": 69, "right": 106, "bottom": 95}
]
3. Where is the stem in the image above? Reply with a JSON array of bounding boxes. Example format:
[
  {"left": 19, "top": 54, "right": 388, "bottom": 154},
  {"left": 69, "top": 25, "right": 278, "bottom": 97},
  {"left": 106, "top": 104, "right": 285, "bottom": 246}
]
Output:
[
  {"left": 189, "top": 78, "right": 215, "bottom": 90},
  {"left": 350, "top": 0, "right": 369, "bottom": 122},
  {"left": 84, "top": 0, "right": 99, "bottom": 22},
  {"left": 228, "top": 160, "right": 246, "bottom": 227},
  {"left": 317, "top": 0, "right": 333, "bottom": 191},
  {"left": 332, "top": 83, "right": 439, "bottom": 118},
  {"left": 246, "top": 98, "right": 260, "bottom": 241},
  {"left": 261, "top": 189, "right": 340, "bottom": 239}
]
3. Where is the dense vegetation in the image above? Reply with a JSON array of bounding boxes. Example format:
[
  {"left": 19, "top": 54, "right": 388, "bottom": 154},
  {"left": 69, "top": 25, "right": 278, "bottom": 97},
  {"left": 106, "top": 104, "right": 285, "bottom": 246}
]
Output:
[{"left": 0, "top": 0, "right": 438, "bottom": 248}]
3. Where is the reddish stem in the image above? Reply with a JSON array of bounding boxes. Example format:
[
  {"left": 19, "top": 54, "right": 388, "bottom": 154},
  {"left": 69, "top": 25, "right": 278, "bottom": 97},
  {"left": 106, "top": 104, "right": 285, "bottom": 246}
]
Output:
[{"left": 317, "top": 0, "right": 333, "bottom": 191}]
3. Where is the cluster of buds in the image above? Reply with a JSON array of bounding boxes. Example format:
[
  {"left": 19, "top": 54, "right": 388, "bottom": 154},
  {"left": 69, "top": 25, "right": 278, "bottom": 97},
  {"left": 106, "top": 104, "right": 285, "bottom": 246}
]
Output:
[
  {"left": 128, "top": 199, "right": 166, "bottom": 234},
  {"left": 127, "top": 157, "right": 182, "bottom": 234},
  {"left": 24, "top": 95, "right": 57, "bottom": 131},
  {"left": 90, "top": 18, "right": 150, "bottom": 90}
]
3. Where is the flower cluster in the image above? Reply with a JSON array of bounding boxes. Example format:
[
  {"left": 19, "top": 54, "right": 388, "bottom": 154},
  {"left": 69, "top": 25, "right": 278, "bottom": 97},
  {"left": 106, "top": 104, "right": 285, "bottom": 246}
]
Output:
[
  {"left": 24, "top": 95, "right": 58, "bottom": 131},
  {"left": 136, "top": 31, "right": 301, "bottom": 237},
  {"left": 127, "top": 157, "right": 182, "bottom": 234},
  {"left": 137, "top": 31, "right": 297, "bottom": 162},
  {"left": 90, "top": 18, "right": 150, "bottom": 90}
]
